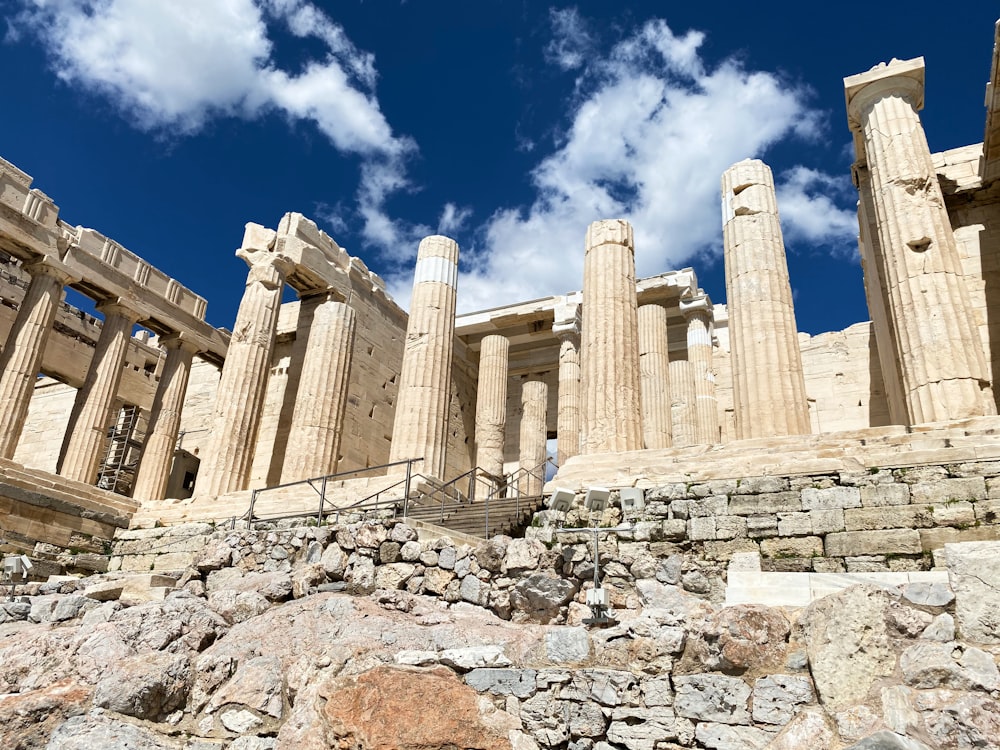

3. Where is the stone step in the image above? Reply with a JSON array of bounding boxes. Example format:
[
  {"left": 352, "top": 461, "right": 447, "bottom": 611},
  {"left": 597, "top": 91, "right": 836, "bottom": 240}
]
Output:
[{"left": 0, "top": 459, "right": 137, "bottom": 516}]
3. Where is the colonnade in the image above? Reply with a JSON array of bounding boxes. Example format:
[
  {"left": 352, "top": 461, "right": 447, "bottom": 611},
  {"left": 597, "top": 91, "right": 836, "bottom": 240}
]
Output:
[{"left": 0, "top": 258, "right": 211, "bottom": 500}]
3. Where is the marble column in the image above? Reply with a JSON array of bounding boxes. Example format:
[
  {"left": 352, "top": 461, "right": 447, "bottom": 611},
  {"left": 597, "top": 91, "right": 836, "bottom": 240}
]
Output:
[
  {"left": 853, "top": 161, "right": 909, "bottom": 426},
  {"left": 722, "top": 159, "right": 811, "bottom": 439},
  {"left": 670, "top": 359, "right": 697, "bottom": 448},
  {"left": 281, "top": 296, "right": 357, "bottom": 483},
  {"left": 58, "top": 300, "right": 142, "bottom": 484},
  {"left": 131, "top": 334, "right": 198, "bottom": 501},
  {"left": 518, "top": 379, "right": 548, "bottom": 497},
  {"left": 682, "top": 296, "right": 719, "bottom": 445},
  {"left": 552, "top": 302, "right": 581, "bottom": 465},
  {"left": 581, "top": 220, "right": 642, "bottom": 453},
  {"left": 0, "top": 260, "right": 74, "bottom": 459},
  {"left": 474, "top": 334, "right": 508, "bottom": 482},
  {"left": 846, "top": 58, "right": 994, "bottom": 423},
  {"left": 197, "top": 225, "right": 291, "bottom": 497},
  {"left": 637, "top": 304, "right": 672, "bottom": 449},
  {"left": 388, "top": 235, "right": 459, "bottom": 479}
]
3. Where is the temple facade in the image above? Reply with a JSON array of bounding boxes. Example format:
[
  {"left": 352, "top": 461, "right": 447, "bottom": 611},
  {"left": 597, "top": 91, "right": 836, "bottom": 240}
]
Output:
[{"left": 2, "top": 20, "right": 1000, "bottom": 542}]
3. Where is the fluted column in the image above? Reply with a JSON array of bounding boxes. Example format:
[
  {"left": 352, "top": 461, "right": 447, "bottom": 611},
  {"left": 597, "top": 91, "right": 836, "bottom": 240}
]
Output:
[
  {"left": 58, "top": 300, "right": 142, "bottom": 484},
  {"left": 581, "top": 220, "right": 642, "bottom": 453},
  {"left": 552, "top": 302, "right": 581, "bottom": 465},
  {"left": 197, "top": 225, "right": 291, "bottom": 497},
  {"left": 854, "top": 161, "right": 909, "bottom": 425},
  {"left": 722, "top": 159, "right": 811, "bottom": 439},
  {"left": 637, "top": 304, "right": 672, "bottom": 449},
  {"left": 846, "top": 58, "right": 993, "bottom": 423},
  {"left": 0, "top": 260, "right": 75, "bottom": 459},
  {"left": 388, "top": 235, "right": 459, "bottom": 479},
  {"left": 670, "top": 359, "right": 697, "bottom": 448},
  {"left": 518, "top": 379, "right": 548, "bottom": 497},
  {"left": 682, "top": 296, "right": 719, "bottom": 445},
  {"left": 131, "top": 334, "right": 198, "bottom": 501},
  {"left": 281, "top": 297, "right": 357, "bottom": 483},
  {"left": 474, "top": 334, "right": 509, "bottom": 481}
]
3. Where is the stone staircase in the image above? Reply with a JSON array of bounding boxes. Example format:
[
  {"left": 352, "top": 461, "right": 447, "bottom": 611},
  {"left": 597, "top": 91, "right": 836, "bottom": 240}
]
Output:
[
  {"left": 402, "top": 493, "right": 548, "bottom": 540},
  {"left": 0, "top": 457, "right": 137, "bottom": 553}
]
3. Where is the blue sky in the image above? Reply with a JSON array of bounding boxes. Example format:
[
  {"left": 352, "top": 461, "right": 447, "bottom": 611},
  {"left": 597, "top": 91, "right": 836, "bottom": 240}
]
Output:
[{"left": 2, "top": 2, "right": 997, "bottom": 335}]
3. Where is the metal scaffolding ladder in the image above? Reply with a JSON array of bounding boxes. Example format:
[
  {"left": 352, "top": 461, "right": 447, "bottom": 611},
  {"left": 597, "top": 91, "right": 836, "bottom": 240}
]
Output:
[{"left": 97, "top": 404, "right": 144, "bottom": 495}]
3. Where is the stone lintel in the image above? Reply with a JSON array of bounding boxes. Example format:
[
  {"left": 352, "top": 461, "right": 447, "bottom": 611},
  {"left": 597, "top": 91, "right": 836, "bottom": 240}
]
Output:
[{"left": 845, "top": 57, "right": 925, "bottom": 132}]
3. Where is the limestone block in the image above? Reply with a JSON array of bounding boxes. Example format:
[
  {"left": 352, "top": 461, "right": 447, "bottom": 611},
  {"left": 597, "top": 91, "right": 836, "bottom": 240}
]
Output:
[
  {"left": 919, "top": 526, "right": 1000, "bottom": 551},
  {"left": 752, "top": 674, "right": 815, "bottom": 725},
  {"left": 760, "top": 537, "right": 823, "bottom": 559},
  {"left": 825, "top": 530, "right": 922, "bottom": 557},
  {"left": 909, "top": 477, "right": 987, "bottom": 505},
  {"left": 715, "top": 516, "right": 748, "bottom": 540},
  {"left": 688, "top": 516, "right": 716, "bottom": 541},
  {"left": 674, "top": 674, "right": 751, "bottom": 724},
  {"left": 843, "top": 506, "right": 935, "bottom": 532},
  {"left": 729, "top": 491, "right": 800, "bottom": 516},
  {"left": 796, "top": 585, "right": 895, "bottom": 710},
  {"left": 810, "top": 509, "right": 846, "bottom": 534},
  {"left": 746, "top": 515, "right": 778, "bottom": 539},
  {"left": 930, "top": 501, "right": 975, "bottom": 527},
  {"left": 860, "top": 484, "right": 910, "bottom": 507},
  {"left": 946, "top": 541, "right": 1000, "bottom": 643},
  {"left": 801, "top": 486, "right": 861, "bottom": 510},
  {"left": 777, "top": 512, "right": 811, "bottom": 536}
]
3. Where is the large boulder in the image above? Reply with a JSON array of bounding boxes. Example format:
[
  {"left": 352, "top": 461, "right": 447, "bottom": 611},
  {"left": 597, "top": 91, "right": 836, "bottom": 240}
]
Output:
[
  {"left": 946, "top": 541, "right": 1000, "bottom": 644},
  {"left": 795, "top": 585, "right": 896, "bottom": 710}
]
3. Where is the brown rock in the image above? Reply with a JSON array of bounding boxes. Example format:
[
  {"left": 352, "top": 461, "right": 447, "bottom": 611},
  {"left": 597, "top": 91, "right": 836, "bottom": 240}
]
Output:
[
  {"left": 322, "top": 665, "right": 513, "bottom": 749},
  {"left": 0, "top": 678, "right": 91, "bottom": 749}
]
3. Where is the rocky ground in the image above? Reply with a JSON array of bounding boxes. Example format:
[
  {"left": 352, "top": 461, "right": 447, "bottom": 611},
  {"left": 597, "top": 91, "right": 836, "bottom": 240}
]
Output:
[{"left": 1, "top": 520, "right": 998, "bottom": 749}]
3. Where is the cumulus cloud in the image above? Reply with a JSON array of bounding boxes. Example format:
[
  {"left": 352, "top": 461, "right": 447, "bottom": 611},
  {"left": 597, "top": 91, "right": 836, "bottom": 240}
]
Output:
[
  {"left": 776, "top": 166, "right": 859, "bottom": 256},
  {"left": 11, "top": 0, "right": 418, "bottom": 252},
  {"left": 443, "top": 16, "right": 857, "bottom": 313}
]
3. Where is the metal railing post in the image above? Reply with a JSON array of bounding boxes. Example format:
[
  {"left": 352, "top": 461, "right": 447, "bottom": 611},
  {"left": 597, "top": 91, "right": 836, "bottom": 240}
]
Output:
[
  {"left": 248, "top": 489, "right": 258, "bottom": 529},
  {"left": 403, "top": 459, "right": 413, "bottom": 517},
  {"left": 317, "top": 476, "right": 328, "bottom": 524}
]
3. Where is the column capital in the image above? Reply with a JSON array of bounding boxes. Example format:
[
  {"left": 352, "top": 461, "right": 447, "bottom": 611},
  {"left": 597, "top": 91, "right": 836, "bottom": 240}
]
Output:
[
  {"left": 586, "top": 219, "right": 633, "bottom": 252},
  {"left": 23, "top": 257, "right": 77, "bottom": 286},
  {"left": 845, "top": 57, "right": 925, "bottom": 132},
  {"left": 96, "top": 297, "right": 143, "bottom": 323},
  {"left": 680, "top": 294, "right": 713, "bottom": 321},
  {"left": 159, "top": 332, "right": 201, "bottom": 355},
  {"left": 553, "top": 301, "right": 581, "bottom": 340}
]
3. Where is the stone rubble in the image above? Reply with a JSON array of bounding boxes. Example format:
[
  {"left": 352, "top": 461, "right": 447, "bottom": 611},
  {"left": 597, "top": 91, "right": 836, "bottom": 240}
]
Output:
[{"left": 0, "top": 520, "right": 998, "bottom": 748}]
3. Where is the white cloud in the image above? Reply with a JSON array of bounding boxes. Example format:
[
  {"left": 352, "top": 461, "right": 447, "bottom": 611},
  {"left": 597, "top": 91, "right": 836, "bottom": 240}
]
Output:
[
  {"left": 775, "top": 166, "right": 858, "bottom": 257},
  {"left": 437, "top": 203, "right": 473, "bottom": 236},
  {"left": 450, "top": 17, "right": 854, "bottom": 313},
  {"left": 12, "top": 0, "right": 416, "bottom": 251},
  {"left": 544, "top": 7, "right": 594, "bottom": 71}
]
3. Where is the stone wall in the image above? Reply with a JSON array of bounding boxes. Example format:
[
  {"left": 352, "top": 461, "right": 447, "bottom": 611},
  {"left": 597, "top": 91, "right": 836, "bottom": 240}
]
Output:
[
  {"left": 556, "top": 461, "right": 1000, "bottom": 574},
  {"left": 7, "top": 517, "right": 994, "bottom": 747}
]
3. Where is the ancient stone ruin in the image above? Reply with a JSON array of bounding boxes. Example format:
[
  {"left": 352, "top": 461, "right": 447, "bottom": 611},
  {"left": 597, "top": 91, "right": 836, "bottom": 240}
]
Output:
[{"left": 2, "top": 17, "right": 1000, "bottom": 750}]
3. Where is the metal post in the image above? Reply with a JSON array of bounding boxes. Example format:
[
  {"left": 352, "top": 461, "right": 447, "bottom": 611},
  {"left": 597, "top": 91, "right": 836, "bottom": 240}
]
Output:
[
  {"left": 248, "top": 489, "right": 258, "bottom": 529},
  {"left": 403, "top": 459, "right": 413, "bottom": 518},
  {"left": 317, "top": 475, "right": 328, "bottom": 524}
]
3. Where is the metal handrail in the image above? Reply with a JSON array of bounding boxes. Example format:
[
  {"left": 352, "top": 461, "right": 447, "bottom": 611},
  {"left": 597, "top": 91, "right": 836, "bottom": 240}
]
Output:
[
  {"left": 235, "top": 454, "right": 558, "bottom": 537},
  {"left": 239, "top": 457, "right": 424, "bottom": 529}
]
